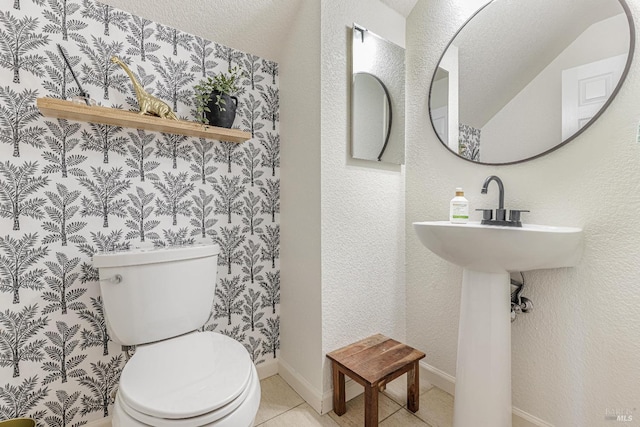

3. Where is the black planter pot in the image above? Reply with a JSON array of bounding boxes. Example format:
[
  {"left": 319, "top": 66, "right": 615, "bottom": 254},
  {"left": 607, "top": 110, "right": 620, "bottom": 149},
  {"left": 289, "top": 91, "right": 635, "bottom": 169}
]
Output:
[{"left": 205, "top": 90, "right": 238, "bottom": 128}]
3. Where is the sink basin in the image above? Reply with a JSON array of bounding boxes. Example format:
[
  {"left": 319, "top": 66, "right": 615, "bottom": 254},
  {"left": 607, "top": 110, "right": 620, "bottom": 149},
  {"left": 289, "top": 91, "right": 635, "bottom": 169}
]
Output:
[
  {"left": 413, "top": 221, "right": 583, "bottom": 273},
  {"left": 412, "top": 220, "right": 583, "bottom": 427}
]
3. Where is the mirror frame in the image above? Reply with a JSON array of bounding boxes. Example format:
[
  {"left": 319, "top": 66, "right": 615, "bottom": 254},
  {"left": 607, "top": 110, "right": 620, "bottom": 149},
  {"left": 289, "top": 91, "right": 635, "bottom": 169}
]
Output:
[{"left": 428, "top": 0, "right": 636, "bottom": 165}]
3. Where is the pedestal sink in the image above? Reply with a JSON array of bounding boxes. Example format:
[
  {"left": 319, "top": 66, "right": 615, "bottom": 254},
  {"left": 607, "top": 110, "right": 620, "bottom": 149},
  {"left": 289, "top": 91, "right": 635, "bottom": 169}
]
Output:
[{"left": 413, "top": 221, "right": 583, "bottom": 427}]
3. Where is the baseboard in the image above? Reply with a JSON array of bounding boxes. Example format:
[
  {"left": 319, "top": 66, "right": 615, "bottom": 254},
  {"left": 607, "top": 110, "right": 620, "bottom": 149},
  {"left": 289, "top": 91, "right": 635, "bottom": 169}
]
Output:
[
  {"left": 256, "top": 358, "right": 279, "bottom": 380},
  {"left": 419, "top": 359, "right": 456, "bottom": 395},
  {"left": 419, "top": 361, "right": 554, "bottom": 427},
  {"left": 277, "top": 358, "right": 325, "bottom": 414},
  {"left": 321, "top": 377, "right": 364, "bottom": 415},
  {"left": 84, "top": 417, "right": 111, "bottom": 427},
  {"left": 512, "top": 407, "right": 555, "bottom": 427}
]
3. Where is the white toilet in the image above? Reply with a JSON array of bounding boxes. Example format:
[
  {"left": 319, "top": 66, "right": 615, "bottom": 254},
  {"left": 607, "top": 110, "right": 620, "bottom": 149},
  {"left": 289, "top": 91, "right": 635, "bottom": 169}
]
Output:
[{"left": 93, "top": 244, "right": 261, "bottom": 427}]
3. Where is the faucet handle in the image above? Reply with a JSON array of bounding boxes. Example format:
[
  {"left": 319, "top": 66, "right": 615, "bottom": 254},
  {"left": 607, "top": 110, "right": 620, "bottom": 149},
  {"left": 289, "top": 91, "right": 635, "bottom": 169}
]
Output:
[
  {"left": 508, "top": 209, "right": 529, "bottom": 222},
  {"left": 475, "top": 208, "right": 493, "bottom": 221}
]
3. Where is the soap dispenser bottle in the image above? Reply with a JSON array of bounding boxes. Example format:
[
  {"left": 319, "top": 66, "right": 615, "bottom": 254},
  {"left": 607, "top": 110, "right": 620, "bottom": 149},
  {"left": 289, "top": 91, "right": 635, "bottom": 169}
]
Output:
[{"left": 450, "top": 187, "right": 469, "bottom": 223}]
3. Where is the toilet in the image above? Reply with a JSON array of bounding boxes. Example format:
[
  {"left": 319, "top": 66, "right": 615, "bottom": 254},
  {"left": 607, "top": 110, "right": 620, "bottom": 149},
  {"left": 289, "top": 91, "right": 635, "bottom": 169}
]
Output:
[{"left": 93, "top": 244, "right": 261, "bottom": 427}]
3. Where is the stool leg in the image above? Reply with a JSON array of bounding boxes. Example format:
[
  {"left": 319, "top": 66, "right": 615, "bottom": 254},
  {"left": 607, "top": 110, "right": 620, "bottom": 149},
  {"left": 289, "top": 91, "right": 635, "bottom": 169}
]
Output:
[
  {"left": 364, "top": 384, "right": 379, "bottom": 427},
  {"left": 332, "top": 362, "right": 346, "bottom": 416},
  {"left": 407, "top": 361, "right": 419, "bottom": 412}
]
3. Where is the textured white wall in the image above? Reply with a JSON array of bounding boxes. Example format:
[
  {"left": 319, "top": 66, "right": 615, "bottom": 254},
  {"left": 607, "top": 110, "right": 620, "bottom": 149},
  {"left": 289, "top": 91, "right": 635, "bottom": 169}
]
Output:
[
  {"left": 320, "top": 0, "right": 406, "bottom": 396},
  {"left": 407, "top": 0, "right": 640, "bottom": 425}
]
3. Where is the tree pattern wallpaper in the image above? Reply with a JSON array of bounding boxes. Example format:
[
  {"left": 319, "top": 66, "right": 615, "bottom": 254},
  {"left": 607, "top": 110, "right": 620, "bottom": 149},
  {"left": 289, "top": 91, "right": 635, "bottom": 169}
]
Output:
[
  {"left": 0, "top": 0, "right": 280, "bottom": 424},
  {"left": 458, "top": 124, "right": 480, "bottom": 162}
]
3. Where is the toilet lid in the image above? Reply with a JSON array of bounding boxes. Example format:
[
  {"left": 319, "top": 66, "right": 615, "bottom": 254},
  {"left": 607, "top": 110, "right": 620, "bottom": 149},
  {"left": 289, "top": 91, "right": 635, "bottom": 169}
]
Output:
[{"left": 119, "top": 332, "right": 253, "bottom": 419}]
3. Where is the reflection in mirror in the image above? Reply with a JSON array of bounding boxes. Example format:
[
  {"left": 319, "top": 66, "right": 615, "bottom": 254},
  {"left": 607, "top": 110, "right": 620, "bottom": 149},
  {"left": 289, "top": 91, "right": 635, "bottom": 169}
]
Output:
[
  {"left": 429, "top": 0, "right": 634, "bottom": 165},
  {"left": 352, "top": 24, "right": 405, "bottom": 164},
  {"left": 353, "top": 73, "right": 392, "bottom": 161}
]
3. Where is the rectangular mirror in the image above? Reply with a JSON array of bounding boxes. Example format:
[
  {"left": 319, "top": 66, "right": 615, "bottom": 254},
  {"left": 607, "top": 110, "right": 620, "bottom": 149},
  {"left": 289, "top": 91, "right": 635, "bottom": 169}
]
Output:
[{"left": 351, "top": 24, "right": 405, "bottom": 165}]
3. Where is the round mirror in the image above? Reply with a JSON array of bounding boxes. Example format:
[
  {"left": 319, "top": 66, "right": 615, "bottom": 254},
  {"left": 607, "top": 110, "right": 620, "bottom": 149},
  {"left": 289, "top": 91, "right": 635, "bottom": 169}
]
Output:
[
  {"left": 352, "top": 72, "right": 393, "bottom": 162},
  {"left": 429, "top": 0, "right": 635, "bottom": 165}
]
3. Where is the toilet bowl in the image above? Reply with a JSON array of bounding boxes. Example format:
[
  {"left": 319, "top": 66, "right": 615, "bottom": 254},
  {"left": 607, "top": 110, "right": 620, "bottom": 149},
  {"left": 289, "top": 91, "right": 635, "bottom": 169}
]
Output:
[{"left": 93, "top": 245, "right": 261, "bottom": 427}]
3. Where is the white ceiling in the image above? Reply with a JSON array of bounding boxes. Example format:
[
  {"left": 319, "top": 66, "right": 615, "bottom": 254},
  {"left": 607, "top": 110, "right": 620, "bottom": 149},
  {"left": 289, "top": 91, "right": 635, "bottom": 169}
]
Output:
[{"left": 380, "top": 0, "right": 419, "bottom": 17}]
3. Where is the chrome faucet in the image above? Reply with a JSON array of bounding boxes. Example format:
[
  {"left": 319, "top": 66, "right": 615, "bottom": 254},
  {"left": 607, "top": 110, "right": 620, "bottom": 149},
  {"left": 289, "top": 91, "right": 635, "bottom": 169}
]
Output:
[{"left": 477, "top": 175, "right": 528, "bottom": 227}]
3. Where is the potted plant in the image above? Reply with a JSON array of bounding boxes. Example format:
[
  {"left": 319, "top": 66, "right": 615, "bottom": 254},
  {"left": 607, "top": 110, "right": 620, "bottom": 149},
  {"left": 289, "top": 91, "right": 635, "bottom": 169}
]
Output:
[{"left": 194, "top": 67, "right": 243, "bottom": 128}]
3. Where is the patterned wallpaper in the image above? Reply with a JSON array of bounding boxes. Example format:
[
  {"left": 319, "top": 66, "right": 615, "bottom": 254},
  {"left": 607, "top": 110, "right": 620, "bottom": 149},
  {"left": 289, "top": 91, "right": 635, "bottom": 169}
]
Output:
[
  {"left": 0, "top": 0, "right": 280, "bottom": 424},
  {"left": 459, "top": 123, "right": 480, "bottom": 162}
]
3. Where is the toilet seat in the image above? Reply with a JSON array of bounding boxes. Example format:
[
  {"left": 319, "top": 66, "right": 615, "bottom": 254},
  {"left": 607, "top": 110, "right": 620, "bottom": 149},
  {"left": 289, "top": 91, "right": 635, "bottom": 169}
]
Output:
[
  {"left": 113, "top": 364, "right": 261, "bottom": 427},
  {"left": 117, "top": 366, "right": 258, "bottom": 426},
  {"left": 118, "top": 332, "right": 254, "bottom": 425}
]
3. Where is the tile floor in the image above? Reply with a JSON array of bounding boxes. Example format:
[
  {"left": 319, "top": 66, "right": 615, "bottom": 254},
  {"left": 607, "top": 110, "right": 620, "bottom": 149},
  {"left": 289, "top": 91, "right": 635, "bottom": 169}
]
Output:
[{"left": 254, "top": 374, "right": 454, "bottom": 427}]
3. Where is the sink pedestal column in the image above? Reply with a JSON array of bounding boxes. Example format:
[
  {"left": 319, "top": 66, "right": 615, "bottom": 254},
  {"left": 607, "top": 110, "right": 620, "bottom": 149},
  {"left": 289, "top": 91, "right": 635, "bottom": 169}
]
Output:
[{"left": 453, "top": 269, "right": 512, "bottom": 427}]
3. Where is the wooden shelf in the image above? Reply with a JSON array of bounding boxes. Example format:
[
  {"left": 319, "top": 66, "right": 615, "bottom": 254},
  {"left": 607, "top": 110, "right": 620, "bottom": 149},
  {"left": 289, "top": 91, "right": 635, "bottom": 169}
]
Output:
[{"left": 37, "top": 97, "right": 250, "bottom": 143}]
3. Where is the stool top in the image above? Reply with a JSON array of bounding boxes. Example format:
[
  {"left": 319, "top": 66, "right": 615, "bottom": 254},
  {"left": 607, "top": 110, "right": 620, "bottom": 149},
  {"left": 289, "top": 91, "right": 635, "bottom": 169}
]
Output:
[{"left": 326, "top": 334, "right": 425, "bottom": 385}]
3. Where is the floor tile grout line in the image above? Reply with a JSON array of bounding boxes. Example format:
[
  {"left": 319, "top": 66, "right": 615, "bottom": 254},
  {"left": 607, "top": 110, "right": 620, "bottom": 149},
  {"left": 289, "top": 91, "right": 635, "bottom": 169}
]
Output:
[
  {"left": 255, "top": 400, "right": 307, "bottom": 426},
  {"left": 381, "top": 390, "right": 441, "bottom": 427},
  {"left": 378, "top": 403, "right": 404, "bottom": 423}
]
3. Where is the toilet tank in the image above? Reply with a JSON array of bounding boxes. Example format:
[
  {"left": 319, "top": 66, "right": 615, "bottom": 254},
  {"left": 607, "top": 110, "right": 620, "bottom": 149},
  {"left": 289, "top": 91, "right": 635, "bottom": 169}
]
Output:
[{"left": 93, "top": 244, "right": 220, "bottom": 346}]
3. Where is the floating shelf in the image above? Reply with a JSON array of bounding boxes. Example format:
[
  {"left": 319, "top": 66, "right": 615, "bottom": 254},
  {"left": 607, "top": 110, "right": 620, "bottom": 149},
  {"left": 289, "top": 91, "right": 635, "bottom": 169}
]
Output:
[{"left": 37, "top": 97, "right": 250, "bottom": 143}]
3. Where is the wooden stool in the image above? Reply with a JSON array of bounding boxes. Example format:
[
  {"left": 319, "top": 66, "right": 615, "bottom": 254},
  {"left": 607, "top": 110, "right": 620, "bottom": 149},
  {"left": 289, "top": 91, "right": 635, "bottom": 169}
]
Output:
[{"left": 326, "top": 334, "right": 426, "bottom": 426}]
